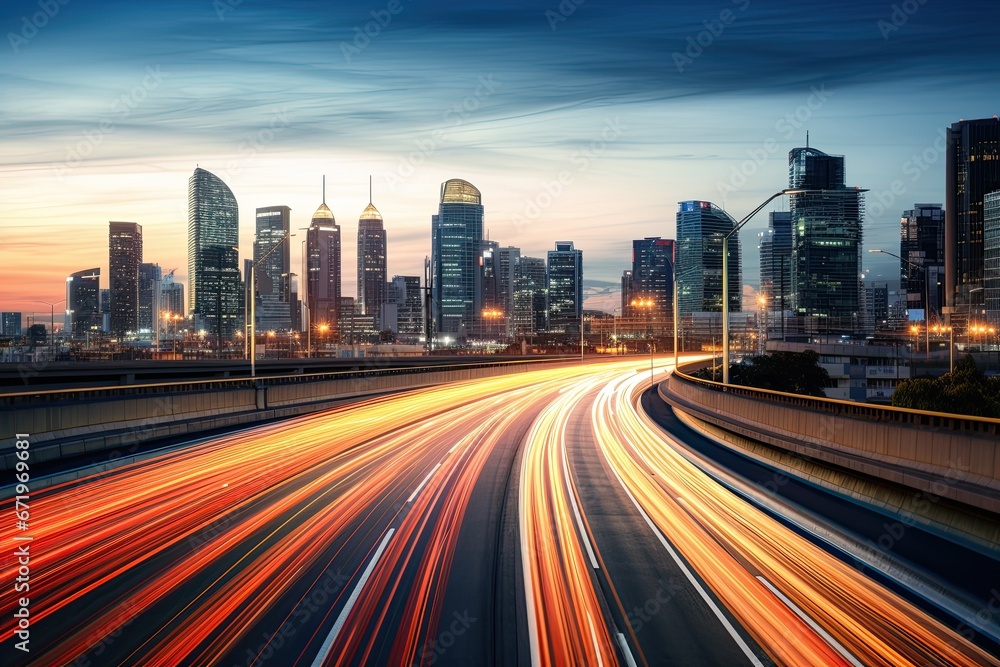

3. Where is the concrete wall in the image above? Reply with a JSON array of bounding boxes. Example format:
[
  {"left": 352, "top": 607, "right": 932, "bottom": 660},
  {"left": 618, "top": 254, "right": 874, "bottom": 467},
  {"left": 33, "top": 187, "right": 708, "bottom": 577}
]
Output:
[
  {"left": 661, "top": 371, "right": 1000, "bottom": 514},
  {"left": 0, "top": 360, "right": 557, "bottom": 473}
]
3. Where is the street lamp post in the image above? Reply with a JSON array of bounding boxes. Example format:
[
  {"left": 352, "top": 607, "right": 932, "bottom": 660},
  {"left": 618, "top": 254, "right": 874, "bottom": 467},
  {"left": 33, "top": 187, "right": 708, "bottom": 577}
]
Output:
[
  {"left": 34, "top": 299, "right": 66, "bottom": 349},
  {"left": 722, "top": 189, "right": 803, "bottom": 384},
  {"left": 869, "top": 249, "right": 929, "bottom": 357}
]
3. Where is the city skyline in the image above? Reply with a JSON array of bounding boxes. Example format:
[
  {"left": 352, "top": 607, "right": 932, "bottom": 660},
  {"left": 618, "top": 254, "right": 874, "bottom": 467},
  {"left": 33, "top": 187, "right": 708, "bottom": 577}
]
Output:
[{"left": 3, "top": 0, "right": 1000, "bottom": 315}]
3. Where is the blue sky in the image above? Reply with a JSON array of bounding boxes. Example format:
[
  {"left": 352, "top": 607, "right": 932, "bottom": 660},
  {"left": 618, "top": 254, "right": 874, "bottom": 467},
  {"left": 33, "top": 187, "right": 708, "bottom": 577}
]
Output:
[{"left": 2, "top": 0, "right": 998, "bottom": 313}]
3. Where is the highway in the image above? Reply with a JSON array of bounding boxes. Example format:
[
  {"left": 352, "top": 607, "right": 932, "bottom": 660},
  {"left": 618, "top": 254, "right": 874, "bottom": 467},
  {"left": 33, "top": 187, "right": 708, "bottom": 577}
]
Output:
[{"left": 2, "top": 358, "right": 997, "bottom": 666}]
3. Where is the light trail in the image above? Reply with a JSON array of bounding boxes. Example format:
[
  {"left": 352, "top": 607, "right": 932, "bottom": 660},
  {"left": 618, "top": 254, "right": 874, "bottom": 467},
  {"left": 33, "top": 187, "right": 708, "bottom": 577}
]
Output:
[{"left": 593, "top": 368, "right": 1000, "bottom": 667}]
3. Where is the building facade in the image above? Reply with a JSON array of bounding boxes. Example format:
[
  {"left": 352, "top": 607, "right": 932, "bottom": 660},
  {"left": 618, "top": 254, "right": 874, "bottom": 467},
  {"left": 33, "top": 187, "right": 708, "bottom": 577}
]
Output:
[
  {"left": 676, "top": 201, "right": 741, "bottom": 316},
  {"left": 787, "top": 147, "right": 865, "bottom": 333},
  {"left": 66, "top": 269, "right": 101, "bottom": 338},
  {"left": 985, "top": 190, "right": 1000, "bottom": 324},
  {"left": 628, "top": 237, "right": 675, "bottom": 326},
  {"left": 188, "top": 167, "right": 240, "bottom": 341},
  {"left": 546, "top": 242, "right": 583, "bottom": 333},
  {"left": 514, "top": 256, "right": 547, "bottom": 337},
  {"left": 1, "top": 312, "right": 22, "bottom": 339},
  {"left": 254, "top": 206, "right": 292, "bottom": 332},
  {"left": 138, "top": 262, "right": 161, "bottom": 338},
  {"left": 109, "top": 221, "right": 142, "bottom": 337},
  {"left": 899, "top": 204, "right": 944, "bottom": 322},
  {"left": 945, "top": 117, "right": 1000, "bottom": 318},
  {"left": 358, "top": 194, "right": 386, "bottom": 329},
  {"left": 431, "top": 179, "right": 484, "bottom": 337},
  {"left": 306, "top": 189, "right": 342, "bottom": 339}
]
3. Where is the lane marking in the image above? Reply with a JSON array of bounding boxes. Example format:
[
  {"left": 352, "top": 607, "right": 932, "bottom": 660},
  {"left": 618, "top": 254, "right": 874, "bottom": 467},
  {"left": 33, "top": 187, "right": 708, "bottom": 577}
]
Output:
[
  {"left": 407, "top": 463, "right": 442, "bottom": 503},
  {"left": 310, "top": 528, "right": 395, "bottom": 667},
  {"left": 756, "top": 575, "right": 864, "bottom": 667},
  {"left": 587, "top": 612, "right": 605, "bottom": 667},
  {"left": 562, "top": 432, "right": 600, "bottom": 570},
  {"left": 606, "top": 461, "right": 765, "bottom": 667},
  {"left": 617, "top": 632, "right": 638, "bottom": 667}
]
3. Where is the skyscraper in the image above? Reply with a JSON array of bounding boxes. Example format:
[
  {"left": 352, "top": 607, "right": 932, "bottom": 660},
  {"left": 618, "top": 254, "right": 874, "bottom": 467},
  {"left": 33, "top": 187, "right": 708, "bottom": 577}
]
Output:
[
  {"left": 357, "top": 182, "right": 386, "bottom": 329},
  {"left": 383, "top": 275, "right": 423, "bottom": 336},
  {"left": 109, "top": 221, "right": 142, "bottom": 337},
  {"left": 67, "top": 268, "right": 100, "bottom": 338},
  {"left": 621, "top": 270, "right": 634, "bottom": 314},
  {"left": 546, "top": 242, "right": 583, "bottom": 333},
  {"left": 759, "top": 211, "right": 793, "bottom": 335},
  {"left": 945, "top": 117, "right": 1000, "bottom": 317},
  {"left": 431, "top": 179, "right": 484, "bottom": 336},
  {"left": 254, "top": 206, "right": 292, "bottom": 331},
  {"left": 676, "top": 201, "right": 740, "bottom": 316},
  {"left": 1, "top": 313, "right": 22, "bottom": 339},
  {"left": 787, "top": 147, "right": 865, "bottom": 332},
  {"left": 629, "top": 237, "right": 675, "bottom": 324},
  {"left": 138, "top": 262, "right": 162, "bottom": 337},
  {"left": 495, "top": 246, "right": 521, "bottom": 334},
  {"left": 306, "top": 179, "right": 341, "bottom": 339},
  {"left": 188, "top": 167, "right": 239, "bottom": 342},
  {"left": 514, "top": 256, "right": 547, "bottom": 337},
  {"left": 477, "top": 239, "right": 501, "bottom": 312},
  {"left": 160, "top": 273, "right": 184, "bottom": 321},
  {"left": 900, "top": 204, "right": 944, "bottom": 321},
  {"left": 985, "top": 190, "right": 1000, "bottom": 323}
]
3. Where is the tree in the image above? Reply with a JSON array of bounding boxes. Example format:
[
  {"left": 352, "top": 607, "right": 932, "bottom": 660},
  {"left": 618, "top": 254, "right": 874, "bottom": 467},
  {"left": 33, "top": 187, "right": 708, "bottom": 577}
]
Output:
[
  {"left": 693, "top": 350, "right": 831, "bottom": 396},
  {"left": 892, "top": 355, "right": 1000, "bottom": 417}
]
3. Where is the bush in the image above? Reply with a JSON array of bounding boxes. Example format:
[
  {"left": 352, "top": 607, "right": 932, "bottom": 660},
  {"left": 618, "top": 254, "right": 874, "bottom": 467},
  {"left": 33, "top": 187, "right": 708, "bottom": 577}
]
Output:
[{"left": 892, "top": 355, "right": 1000, "bottom": 417}]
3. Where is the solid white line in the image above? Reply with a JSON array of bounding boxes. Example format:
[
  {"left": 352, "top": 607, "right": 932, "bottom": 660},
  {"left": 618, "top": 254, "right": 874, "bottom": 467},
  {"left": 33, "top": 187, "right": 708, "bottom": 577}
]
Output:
[
  {"left": 756, "top": 575, "right": 864, "bottom": 667},
  {"left": 407, "top": 463, "right": 442, "bottom": 503},
  {"left": 561, "top": 432, "right": 600, "bottom": 570},
  {"left": 587, "top": 613, "right": 605, "bottom": 667},
  {"left": 519, "top": 421, "right": 543, "bottom": 667},
  {"left": 310, "top": 528, "right": 395, "bottom": 667},
  {"left": 617, "top": 632, "right": 638, "bottom": 667},
  {"left": 607, "top": 463, "right": 765, "bottom": 667}
]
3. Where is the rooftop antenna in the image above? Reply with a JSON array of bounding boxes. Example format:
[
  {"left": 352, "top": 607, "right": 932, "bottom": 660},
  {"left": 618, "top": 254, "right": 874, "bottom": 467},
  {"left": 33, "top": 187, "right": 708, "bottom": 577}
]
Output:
[
  {"left": 369, "top": 175, "right": 372, "bottom": 204},
  {"left": 806, "top": 131, "right": 810, "bottom": 148},
  {"left": 322, "top": 175, "right": 326, "bottom": 205}
]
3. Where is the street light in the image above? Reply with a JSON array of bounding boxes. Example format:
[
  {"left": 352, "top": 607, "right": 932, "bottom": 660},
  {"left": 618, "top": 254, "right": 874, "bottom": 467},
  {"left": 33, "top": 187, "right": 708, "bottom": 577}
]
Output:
[
  {"left": 869, "top": 249, "right": 929, "bottom": 357},
  {"left": 632, "top": 298, "right": 655, "bottom": 387},
  {"left": 34, "top": 299, "right": 66, "bottom": 349},
  {"left": 722, "top": 189, "right": 804, "bottom": 384}
]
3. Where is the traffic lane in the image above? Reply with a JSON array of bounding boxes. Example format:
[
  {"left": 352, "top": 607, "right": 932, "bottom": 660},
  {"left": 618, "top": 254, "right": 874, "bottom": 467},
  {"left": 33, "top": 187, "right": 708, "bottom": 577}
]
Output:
[
  {"left": 565, "top": 383, "right": 772, "bottom": 667},
  {"left": 644, "top": 387, "right": 1000, "bottom": 655}
]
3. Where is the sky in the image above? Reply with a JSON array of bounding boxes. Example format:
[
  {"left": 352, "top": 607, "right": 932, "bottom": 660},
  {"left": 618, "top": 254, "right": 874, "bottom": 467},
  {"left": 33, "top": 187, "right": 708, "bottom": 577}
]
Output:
[{"left": 2, "top": 0, "right": 999, "bottom": 321}]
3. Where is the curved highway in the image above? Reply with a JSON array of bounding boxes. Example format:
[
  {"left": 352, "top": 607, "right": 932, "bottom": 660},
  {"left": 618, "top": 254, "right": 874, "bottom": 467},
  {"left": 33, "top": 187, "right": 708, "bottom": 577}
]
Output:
[{"left": 1, "top": 359, "right": 996, "bottom": 666}]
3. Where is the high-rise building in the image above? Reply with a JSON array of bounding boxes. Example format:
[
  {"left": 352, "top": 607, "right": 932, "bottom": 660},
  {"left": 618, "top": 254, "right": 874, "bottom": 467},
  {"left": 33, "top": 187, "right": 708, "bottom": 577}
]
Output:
[
  {"left": 629, "top": 237, "right": 675, "bottom": 323},
  {"left": 759, "top": 211, "right": 793, "bottom": 337},
  {"left": 546, "top": 242, "right": 583, "bottom": 333},
  {"left": 945, "top": 117, "right": 1000, "bottom": 317},
  {"left": 358, "top": 183, "right": 387, "bottom": 329},
  {"left": 621, "top": 270, "right": 634, "bottom": 314},
  {"left": 66, "top": 268, "right": 100, "bottom": 338},
  {"left": 899, "top": 204, "right": 945, "bottom": 321},
  {"left": 514, "top": 256, "right": 547, "bottom": 336},
  {"left": 495, "top": 246, "right": 520, "bottom": 334},
  {"left": 137, "top": 262, "right": 162, "bottom": 338},
  {"left": 160, "top": 273, "right": 185, "bottom": 319},
  {"left": 254, "top": 206, "right": 292, "bottom": 332},
  {"left": 1, "top": 312, "right": 22, "bottom": 338},
  {"left": 431, "top": 179, "right": 484, "bottom": 336},
  {"left": 188, "top": 167, "right": 240, "bottom": 342},
  {"left": 109, "top": 221, "right": 142, "bottom": 337},
  {"left": 864, "top": 282, "right": 890, "bottom": 330},
  {"left": 676, "top": 201, "right": 740, "bottom": 316},
  {"left": 306, "top": 180, "right": 341, "bottom": 339},
  {"left": 99, "top": 289, "right": 110, "bottom": 331},
  {"left": 478, "top": 239, "right": 501, "bottom": 309},
  {"left": 787, "top": 147, "right": 865, "bottom": 332},
  {"left": 985, "top": 190, "right": 1000, "bottom": 323},
  {"left": 383, "top": 275, "right": 423, "bottom": 336}
]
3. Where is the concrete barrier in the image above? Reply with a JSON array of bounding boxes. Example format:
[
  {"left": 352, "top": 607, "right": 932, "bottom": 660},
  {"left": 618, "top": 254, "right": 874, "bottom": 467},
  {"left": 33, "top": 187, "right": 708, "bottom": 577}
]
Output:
[
  {"left": 661, "top": 368, "right": 1000, "bottom": 515},
  {"left": 0, "top": 359, "right": 562, "bottom": 471}
]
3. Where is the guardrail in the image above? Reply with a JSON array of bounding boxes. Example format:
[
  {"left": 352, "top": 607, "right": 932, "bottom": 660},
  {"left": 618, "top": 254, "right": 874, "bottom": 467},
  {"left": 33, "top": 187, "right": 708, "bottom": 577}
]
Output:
[
  {"left": 0, "top": 358, "right": 570, "bottom": 472},
  {"left": 662, "top": 364, "right": 1000, "bottom": 515},
  {"left": 672, "top": 363, "right": 1000, "bottom": 438}
]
